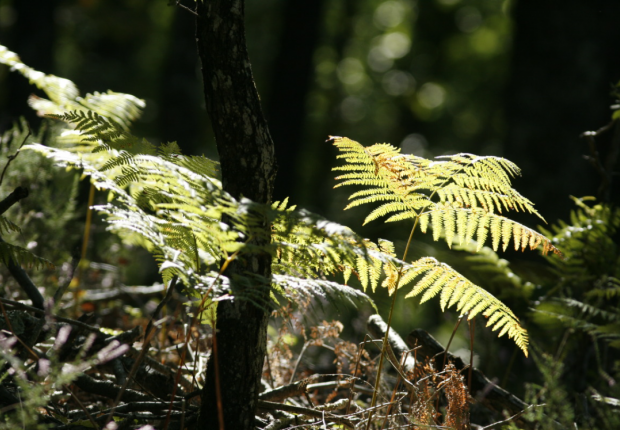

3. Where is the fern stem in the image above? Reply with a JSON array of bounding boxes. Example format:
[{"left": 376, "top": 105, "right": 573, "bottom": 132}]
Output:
[
  {"left": 73, "top": 182, "right": 96, "bottom": 317},
  {"left": 80, "top": 183, "right": 96, "bottom": 262},
  {"left": 443, "top": 314, "right": 465, "bottom": 370},
  {"left": 468, "top": 317, "right": 475, "bottom": 394},
  {"left": 401, "top": 215, "right": 419, "bottom": 263},
  {"left": 366, "top": 218, "right": 419, "bottom": 429}
]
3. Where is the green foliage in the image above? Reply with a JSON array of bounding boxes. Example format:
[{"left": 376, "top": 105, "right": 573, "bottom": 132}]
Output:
[
  {"left": 0, "top": 328, "right": 129, "bottom": 430},
  {"left": 0, "top": 42, "right": 572, "bottom": 424},
  {"left": 532, "top": 198, "right": 620, "bottom": 346},
  {"left": 332, "top": 136, "right": 562, "bottom": 355},
  {"left": 0, "top": 241, "right": 52, "bottom": 270},
  {"left": 0, "top": 120, "right": 83, "bottom": 296},
  {"left": 539, "top": 197, "right": 620, "bottom": 296},
  {"left": 9, "top": 68, "right": 379, "bottom": 314},
  {"left": 29, "top": 124, "right": 382, "bottom": 312},
  {"left": 0, "top": 44, "right": 385, "bottom": 313},
  {"left": 531, "top": 198, "right": 620, "bottom": 407},
  {"left": 0, "top": 46, "right": 144, "bottom": 128},
  {"left": 519, "top": 347, "right": 577, "bottom": 429}
]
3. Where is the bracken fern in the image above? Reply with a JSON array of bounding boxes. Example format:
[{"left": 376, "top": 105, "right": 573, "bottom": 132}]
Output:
[{"left": 332, "top": 136, "right": 563, "bottom": 356}]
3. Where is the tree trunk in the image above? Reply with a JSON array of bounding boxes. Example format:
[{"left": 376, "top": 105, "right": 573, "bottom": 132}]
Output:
[{"left": 195, "top": 1, "right": 277, "bottom": 429}]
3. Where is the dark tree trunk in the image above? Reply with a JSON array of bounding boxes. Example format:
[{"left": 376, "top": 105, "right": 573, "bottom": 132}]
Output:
[
  {"left": 195, "top": 1, "right": 277, "bottom": 429},
  {"left": 504, "top": 0, "right": 620, "bottom": 222},
  {"left": 266, "top": 0, "right": 324, "bottom": 202}
]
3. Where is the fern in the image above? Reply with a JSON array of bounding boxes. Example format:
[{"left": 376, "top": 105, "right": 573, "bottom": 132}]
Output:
[
  {"left": 0, "top": 216, "right": 20, "bottom": 235},
  {"left": 0, "top": 241, "right": 52, "bottom": 270},
  {"left": 532, "top": 198, "right": 620, "bottom": 352},
  {"left": 0, "top": 45, "right": 144, "bottom": 128},
  {"left": 273, "top": 274, "right": 377, "bottom": 313},
  {"left": 3, "top": 44, "right": 380, "bottom": 318},
  {"left": 333, "top": 136, "right": 560, "bottom": 256},
  {"left": 332, "top": 136, "right": 563, "bottom": 356},
  {"left": 26, "top": 125, "right": 382, "bottom": 314}
]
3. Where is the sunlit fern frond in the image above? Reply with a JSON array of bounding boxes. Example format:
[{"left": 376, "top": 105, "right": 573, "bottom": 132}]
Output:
[
  {"left": 432, "top": 153, "right": 539, "bottom": 216},
  {"left": 332, "top": 136, "right": 560, "bottom": 257},
  {"left": 333, "top": 137, "right": 435, "bottom": 224},
  {"left": 25, "top": 142, "right": 233, "bottom": 287},
  {"left": 0, "top": 45, "right": 144, "bottom": 128},
  {"left": 49, "top": 110, "right": 153, "bottom": 156},
  {"left": 274, "top": 274, "right": 377, "bottom": 313},
  {"left": 417, "top": 204, "right": 561, "bottom": 255},
  {"left": 271, "top": 200, "right": 400, "bottom": 294},
  {"left": 399, "top": 256, "right": 529, "bottom": 355},
  {"left": 26, "top": 139, "right": 384, "bottom": 315},
  {"left": 173, "top": 154, "right": 220, "bottom": 179}
]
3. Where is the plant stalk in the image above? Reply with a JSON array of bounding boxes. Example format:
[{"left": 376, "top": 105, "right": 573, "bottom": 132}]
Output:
[{"left": 366, "top": 217, "right": 419, "bottom": 429}]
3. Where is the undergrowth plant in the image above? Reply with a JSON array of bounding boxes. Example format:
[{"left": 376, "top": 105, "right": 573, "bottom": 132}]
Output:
[
  {"left": 330, "top": 136, "right": 561, "bottom": 412},
  {"left": 433, "top": 197, "right": 620, "bottom": 427},
  {"left": 527, "top": 197, "right": 620, "bottom": 427},
  {"left": 0, "top": 43, "right": 564, "bottom": 427}
]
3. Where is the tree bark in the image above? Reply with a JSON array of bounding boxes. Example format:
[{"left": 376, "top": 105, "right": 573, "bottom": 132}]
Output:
[{"left": 195, "top": 1, "right": 277, "bottom": 429}]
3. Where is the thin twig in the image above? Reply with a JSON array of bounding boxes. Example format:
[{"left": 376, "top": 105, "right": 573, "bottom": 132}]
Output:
[
  {"left": 346, "top": 335, "right": 372, "bottom": 415},
  {"left": 440, "top": 313, "right": 465, "bottom": 370},
  {"left": 52, "top": 246, "right": 81, "bottom": 305},
  {"left": 64, "top": 384, "right": 98, "bottom": 430},
  {"left": 258, "top": 400, "right": 357, "bottom": 428},
  {"left": 0, "top": 297, "right": 102, "bottom": 333},
  {"left": 212, "top": 318, "right": 224, "bottom": 430},
  {"left": 368, "top": 339, "right": 415, "bottom": 392},
  {"left": 0, "top": 128, "right": 30, "bottom": 187},
  {"left": 469, "top": 317, "right": 475, "bottom": 394},
  {"left": 105, "top": 276, "right": 178, "bottom": 425},
  {"left": 175, "top": 0, "right": 200, "bottom": 18},
  {"left": 480, "top": 404, "right": 542, "bottom": 429},
  {"left": 289, "top": 341, "right": 309, "bottom": 384}
]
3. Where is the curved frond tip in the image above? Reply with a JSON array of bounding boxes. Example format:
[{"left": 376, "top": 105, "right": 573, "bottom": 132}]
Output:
[{"left": 402, "top": 257, "right": 529, "bottom": 356}]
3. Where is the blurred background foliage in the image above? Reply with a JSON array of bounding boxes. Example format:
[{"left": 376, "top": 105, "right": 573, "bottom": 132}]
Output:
[{"left": 0, "top": 0, "right": 619, "bottom": 422}]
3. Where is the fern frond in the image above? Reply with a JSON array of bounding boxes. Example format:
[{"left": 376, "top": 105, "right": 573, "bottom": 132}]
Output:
[
  {"left": 331, "top": 137, "right": 555, "bottom": 254},
  {"left": 0, "top": 241, "right": 53, "bottom": 270},
  {"left": 274, "top": 274, "right": 377, "bottom": 312},
  {"left": 420, "top": 205, "right": 561, "bottom": 255},
  {"left": 0, "top": 45, "right": 144, "bottom": 128},
  {"left": 271, "top": 204, "right": 402, "bottom": 294},
  {"left": 400, "top": 256, "right": 529, "bottom": 355},
  {"left": 0, "top": 216, "right": 21, "bottom": 234},
  {"left": 50, "top": 110, "right": 154, "bottom": 156},
  {"left": 534, "top": 308, "right": 620, "bottom": 344},
  {"left": 586, "top": 277, "right": 620, "bottom": 300}
]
